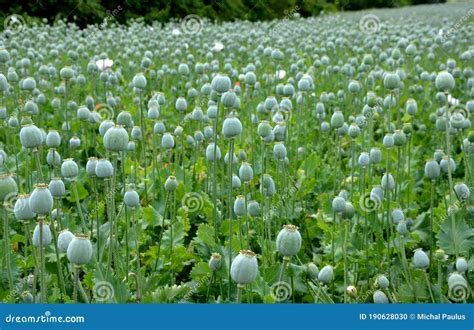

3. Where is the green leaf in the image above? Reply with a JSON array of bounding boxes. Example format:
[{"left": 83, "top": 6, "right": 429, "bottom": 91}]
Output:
[{"left": 437, "top": 215, "right": 474, "bottom": 256}]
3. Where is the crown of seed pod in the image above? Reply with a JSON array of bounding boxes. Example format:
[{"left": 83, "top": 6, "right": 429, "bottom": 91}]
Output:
[
  {"left": 29, "top": 184, "right": 53, "bottom": 215},
  {"left": 276, "top": 224, "right": 302, "bottom": 257},
  {"left": 67, "top": 233, "right": 93, "bottom": 265},
  {"left": 57, "top": 229, "right": 74, "bottom": 253},
  {"left": 230, "top": 250, "right": 258, "bottom": 285},
  {"left": 103, "top": 125, "right": 129, "bottom": 152},
  {"left": 209, "top": 253, "right": 222, "bottom": 271}
]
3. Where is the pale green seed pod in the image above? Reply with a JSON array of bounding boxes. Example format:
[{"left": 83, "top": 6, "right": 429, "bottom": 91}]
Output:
[
  {"left": 103, "top": 125, "right": 129, "bottom": 152},
  {"left": 48, "top": 178, "right": 65, "bottom": 198},
  {"left": 95, "top": 159, "right": 114, "bottom": 178},
  {"left": 318, "top": 265, "right": 334, "bottom": 284},
  {"left": 373, "top": 290, "right": 389, "bottom": 303},
  {"left": 61, "top": 158, "right": 79, "bottom": 179},
  {"left": 306, "top": 263, "right": 319, "bottom": 280},
  {"left": 132, "top": 73, "right": 147, "bottom": 89},
  {"left": 383, "top": 72, "right": 400, "bottom": 90},
  {"left": 332, "top": 196, "right": 346, "bottom": 213},
  {"left": 57, "top": 229, "right": 74, "bottom": 253},
  {"left": 209, "top": 253, "right": 222, "bottom": 271},
  {"left": 20, "top": 124, "right": 43, "bottom": 148},
  {"left": 161, "top": 133, "right": 175, "bottom": 149},
  {"left": 14, "top": 194, "right": 36, "bottom": 221},
  {"left": 60, "top": 66, "right": 74, "bottom": 80},
  {"left": 330, "top": 110, "right": 344, "bottom": 129},
  {"left": 455, "top": 257, "right": 468, "bottom": 272},
  {"left": 230, "top": 250, "right": 258, "bottom": 285},
  {"left": 222, "top": 116, "right": 243, "bottom": 138},
  {"left": 86, "top": 157, "right": 98, "bottom": 176},
  {"left": 211, "top": 73, "right": 231, "bottom": 94},
  {"left": 257, "top": 121, "right": 272, "bottom": 138},
  {"left": 205, "top": 143, "right": 221, "bottom": 161},
  {"left": 46, "top": 130, "right": 61, "bottom": 148},
  {"left": 29, "top": 184, "right": 53, "bottom": 215},
  {"left": 276, "top": 224, "right": 302, "bottom": 257},
  {"left": 377, "top": 275, "right": 389, "bottom": 289},
  {"left": 435, "top": 71, "right": 455, "bottom": 91},
  {"left": 67, "top": 234, "right": 93, "bottom": 265},
  {"left": 233, "top": 195, "right": 246, "bottom": 217},
  {"left": 247, "top": 200, "right": 260, "bottom": 217},
  {"left": 32, "top": 220, "right": 52, "bottom": 246},
  {"left": 273, "top": 142, "right": 287, "bottom": 159},
  {"left": 164, "top": 176, "right": 178, "bottom": 192},
  {"left": 46, "top": 149, "right": 61, "bottom": 166},
  {"left": 413, "top": 249, "right": 429, "bottom": 269},
  {"left": 424, "top": 159, "right": 440, "bottom": 180},
  {"left": 124, "top": 185, "right": 140, "bottom": 208},
  {"left": 239, "top": 162, "right": 253, "bottom": 182},
  {"left": 0, "top": 173, "right": 18, "bottom": 202}
]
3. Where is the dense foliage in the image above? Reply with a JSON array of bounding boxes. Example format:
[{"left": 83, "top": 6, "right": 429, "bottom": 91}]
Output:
[{"left": 0, "top": 3, "right": 472, "bottom": 304}]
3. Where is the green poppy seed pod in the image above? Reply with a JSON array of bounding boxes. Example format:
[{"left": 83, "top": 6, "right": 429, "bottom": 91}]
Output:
[
  {"left": 234, "top": 195, "right": 246, "bottom": 217},
  {"left": 306, "top": 263, "right": 319, "bottom": 280},
  {"left": 348, "top": 80, "right": 361, "bottom": 93},
  {"left": 245, "top": 72, "right": 256, "bottom": 85},
  {"left": 124, "top": 187, "right": 140, "bottom": 208},
  {"left": 46, "top": 130, "right": 61, "bottom": 148},
  {"left": 298, "top": 77, "right": 311, "bottom": 91},
  {"left": 454, "top": 183, "right": 470, "bottom": 202},
  {"left": 342, "top": 202, "right": 355, "bottom": 219},
  {"left": 20, "top": 124, "right": 43, "bottom": 149},
  {"left": 450, "top": 112, "right": 465, "bottom": 129},
  {"left": 222, "top": 116, "right": 243, "bottom": 138},
  {"left": 99, "top": 120, "right": 114, "bottom": 137},
  {"left": 377, "top": 275, "right": 389, "bottom": 289},
  {"left": 358, "top": 152, "right": 370, "bottom": 167},
  {"left": 348, "top": 124, "right": 360, "bottom": 139},
  {"left": 434, "top": 249, "right": 446, "bottom": 261},
  {"left": 14, "top": 194, "right": 36, "bottom": 221},
  {"left": 273, "top": 142, "right": 287, "bottom": 159},
  {"left": 0, "top": 173, "right": 18, "bottom": 202},
  {"left": 257, "top": 121, "right": 272, "bottom": 138},
  {"left": 247, "top": 200, "right": 260, "bottom": 217},
  {"left": 413, "top": 249, "right": 429, "bottom": 269},
  {"left": 232, "top": 175, "right": 241, "bottom": 189},
  {"left": 440, "top": 156, "right": 456, "bottom": 174},
  {"left": 455, "top": 257, "right": 468, "bottom": 272},
  {"left": 154, "top": 122, "right": 166, "bottom": 135},
  {"left": 383, "top": 72, "right": 400, "bottom": 90},
  {"left": 175, "top": 97, "right": 188, "bottom": 112},
  {"left": 332, "top": 196, "right": 346, "bottom": 213},
  {"left": 161, "top": 133, "right": 175, "bottom": 149},
  {"left": 103, "top": 125, "right": 129, "bottom": 151},
  {"left": 60, "top": 66, "right": 74, "bottom": 80},
  {"left": 69, "top": 136, "right": 81, "bottom": 149},
  {"left": 211, "top": 73, "right": 231, "bottom": 94},
  {"left": 373, "top": 290, "right": 389, "bottom": 304},
  {"left": 117, "top": 111, "right": 133, "bottom": 128},
  {"left": 330, "top": 110, "right": 344, "bottom": 129},
  {"left": 261, "top": 174, "right": 276, "bottom": 197},
  {"left": 206, "top": 143, "right": 221, "bottom": 161},
  {"left": 32, "top": 220, "right": 52, "bottom": 246},
  {"left": 49, "top": 178, "right": 66, "bottom": 198},
  {"left": 276, "top": 224, "right": 302, "bottom": 257},
  {"left": 127, "top": 141, "right": 136, "bottom": 152},
  {"left": 29, "top": 184, "right": 53, "bottom": 215},
  {"left": 209, "top": 253, "right": 222, "bottom": 271},
  {"left": 397, "top": 221, "right": 408, "bottom": 235},
  {"left": 221, "top": 90, "right": 237, "bottom": 108},
  {"left": 67, "top": 234, "right": 93, "bottom": 265},
  {"left": 405, "top": 99, "right": 418, "bottom": 116},
  {"left": 86, "top": 157, "right": 98, "bottom": 176},
  {"left": 425, "top": 159, "right": 441, "bottom": 180},
  {"left": 21, "top": 291, "right": 33, "bottom": 304},
  {"left": 95, "top": 159, "right": 114, "bottom": 178},
  {"left": 132, "top": 73, "right": 147, "bottom": 90},
  {"left": 391, "top": 208, "right": 404, "bottom": 224},
  {"left": 239, "top": 162, "right": 253, "bottom": 182},
  {"left": 434, "top": 149, "right": 444, "bottom": 162},
  {"left": 370, "top": 186, "right": 384, "bottom": 203},
  {"left": 57, "top": 229, "right": 74, "bottom": 253},
  {"left": 366, "top": 91, "right": 377, "bottom": 107},
  {"left": 207, "top": 105, "right": 218, "bottom": 119},
  {"left": 164, "top": 176, "right": 178, "bottom": 192},
  {"left": 76, "top": 106, "right": 90, "bottom": 122},
  {"left": 393, "top": 130, "right": 406, "bottom": 146},
  {"left": 435, "top": 71, "right": 455, "bottom": 91},
  {"left": 381, "top": 173, "right": 395, "bottom": 191},
  {"left": 61, "top": 159, "right": 79, "bottom": 179},
  {"left": 383, "top": 134, "right": 394, "bottom": 148},
  {"left": 22, "top": 77, "right": 36, "bottom": 91},
  {"left": 346, "top": 285, "right": 358, "bottom": 299},
  {"left": 148, "top": 106, "right": 160, "bottom": 119},
  {"left": 174, "top": 126, "right": 183, "bottom": 137},
  {"left": 318, "top": 265, "right": 334, "bottom": 284},
  {"left": 230, "top": 250, "right": 258, "bottom": 285}
]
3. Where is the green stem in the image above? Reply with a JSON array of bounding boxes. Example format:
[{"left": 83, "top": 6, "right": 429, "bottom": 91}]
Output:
[{"left": 228, "top": 138, "right": 235, "bottom": 301}]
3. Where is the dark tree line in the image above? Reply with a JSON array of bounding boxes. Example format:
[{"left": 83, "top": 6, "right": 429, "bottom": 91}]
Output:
[{"left": 3, "top": 0, "right": 446, "bottom": 27}]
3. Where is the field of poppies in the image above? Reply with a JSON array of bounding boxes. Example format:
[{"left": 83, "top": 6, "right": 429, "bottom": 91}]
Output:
[{"left": 0, "top": 3, "right": 473, "bottom": 304}]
